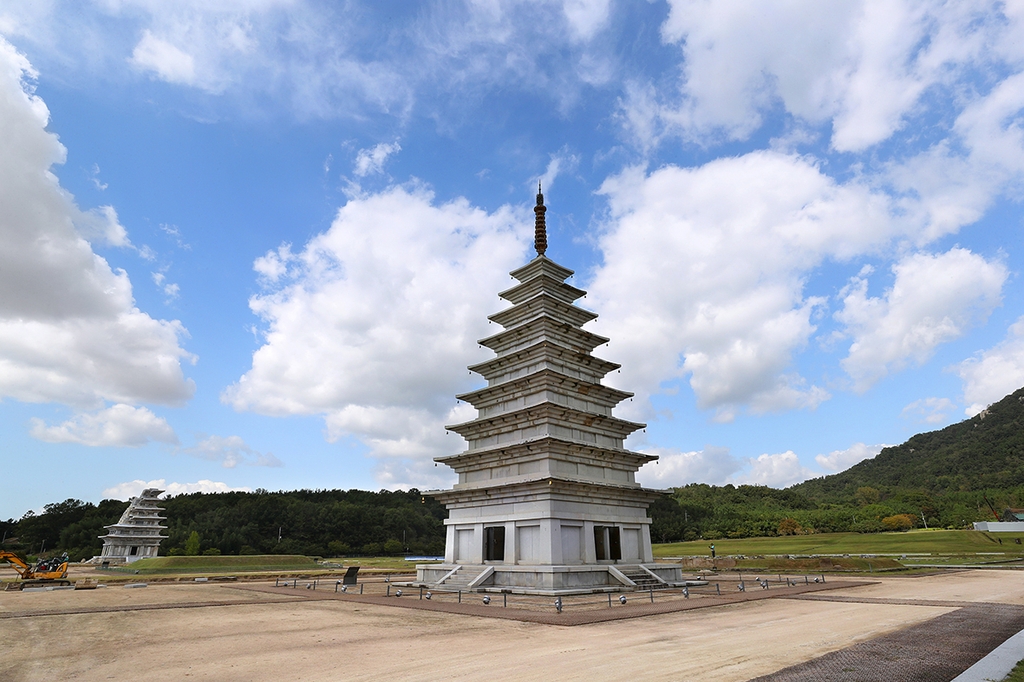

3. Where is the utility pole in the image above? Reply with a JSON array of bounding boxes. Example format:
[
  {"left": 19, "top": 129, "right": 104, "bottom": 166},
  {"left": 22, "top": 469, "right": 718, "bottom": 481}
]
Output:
[{"left": 277, "top": 527, "right": 282, "bottom": 544}]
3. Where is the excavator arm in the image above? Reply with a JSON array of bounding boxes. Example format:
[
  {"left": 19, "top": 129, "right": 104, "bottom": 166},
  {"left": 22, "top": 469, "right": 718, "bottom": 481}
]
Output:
[
  {"left": 0, "top": 550, "right": 70, "bottom": 587},
  {"left": 0, "top": 550, "right": 32, "bottom": 579}
]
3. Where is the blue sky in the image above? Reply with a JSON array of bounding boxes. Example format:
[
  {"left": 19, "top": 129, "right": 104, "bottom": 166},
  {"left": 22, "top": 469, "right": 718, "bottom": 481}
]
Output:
[{"left": 2, "top": 1, "right": 1024, "bottom": 519}]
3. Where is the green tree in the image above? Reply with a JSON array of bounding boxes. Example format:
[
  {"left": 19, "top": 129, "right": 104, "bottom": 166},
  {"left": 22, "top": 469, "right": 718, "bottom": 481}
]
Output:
[{"left": 185, "top": 531, "right": 201, "bottom": 555}]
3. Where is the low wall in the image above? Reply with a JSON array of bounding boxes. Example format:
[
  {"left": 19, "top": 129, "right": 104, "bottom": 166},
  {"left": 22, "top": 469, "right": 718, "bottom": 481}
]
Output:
[{"left": 974, "top": 522, "right": 1024, "bottom": 532}]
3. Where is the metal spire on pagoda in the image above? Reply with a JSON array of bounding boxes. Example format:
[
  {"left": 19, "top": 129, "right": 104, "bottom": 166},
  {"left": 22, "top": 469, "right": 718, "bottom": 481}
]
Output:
[{"left": 534, "top": 181, "right": 547, "bottom": 256}]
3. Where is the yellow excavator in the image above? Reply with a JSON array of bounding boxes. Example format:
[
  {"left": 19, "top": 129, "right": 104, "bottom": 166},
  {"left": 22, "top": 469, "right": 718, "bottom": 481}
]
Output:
[{"left": 0, "top": 550, "right": 71, "bottom": 589}]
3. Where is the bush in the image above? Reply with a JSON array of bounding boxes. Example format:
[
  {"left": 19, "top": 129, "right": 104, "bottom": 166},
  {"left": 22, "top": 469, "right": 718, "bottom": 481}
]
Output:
[
  {"left": 202, "top": 547, "right": 222, "bottom": 556},
  {"left": 327, "top": 540, "right": 350, "bottom": 556},
  {"left": 881, "top": 514, "right": 916, "bottom": 531},
  {"left": 382, "top": 538, "right": 404, "bottom": 555},
  {"left": 777, "top": 518, "right": 802, "bottom": 536}
]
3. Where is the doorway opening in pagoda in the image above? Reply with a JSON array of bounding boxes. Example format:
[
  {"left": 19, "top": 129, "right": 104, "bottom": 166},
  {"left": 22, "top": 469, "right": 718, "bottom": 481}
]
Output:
[
  {"left": 594, "top": 526, "right": 621, "bottom": 561},
  {"left": 129, "top": 546, "right": 138, "bottom": 556},
  {"left": 484, "top": 526, "right": 505, "bottom": 562}
]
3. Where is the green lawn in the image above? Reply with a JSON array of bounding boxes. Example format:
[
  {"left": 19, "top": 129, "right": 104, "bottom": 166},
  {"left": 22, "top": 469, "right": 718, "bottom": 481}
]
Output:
[
  {"left": 653, "top": 530, "right": 1024, "bottom": 558},
  {"left": 127, "top": 554, "right": 318, "bottom": 573},
  {"left": 104, "top": 554, "right": 438, "bottom": 576}
]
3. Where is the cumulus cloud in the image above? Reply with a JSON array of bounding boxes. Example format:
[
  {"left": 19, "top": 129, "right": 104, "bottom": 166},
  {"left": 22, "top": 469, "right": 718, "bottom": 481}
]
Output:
[
  {"left": 732, "top": 451, "right": 816, "bottom": 488},
  {"left": 635, "top": 446, "right": 742, "bottom": 488},
  {"left": 181, "top": 435, "right": 283, "bottom": 468},
  {"left": 901, "top": 398, "right": 957, "bottom": 425},
  {"left": 29, "top": 404, "right": 178, "bottom": 447},
  {"left": 102, "top": 478, "right": 251, "bottom": 500},
  {"left": 957, "top": 317, "right": 1024, "bottom": 416},
  {"left": 0, "top": 37, "right": 195, "bottom": 409},
  {"left": 632, "top": 0, "right": 1008, "bottom": 152},
  {"left": 589, "top": 151, "right": 905, "bottom": 420},
  {"left": 814, "top": 442, "right": 884, "bottom": 473},
  {"left": 226, "top": 183, "right": 530, "bottom": 486},
  {"left": 836, "top": 249, "right": 1006, "bottom": 391}
]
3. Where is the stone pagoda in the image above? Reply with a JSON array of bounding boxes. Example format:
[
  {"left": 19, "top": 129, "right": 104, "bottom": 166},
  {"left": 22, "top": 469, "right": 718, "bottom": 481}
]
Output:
[
  {"left": 416, "top": 186, "right": 682, "bottom": 594},
  {"left": 91, "top": 488, "right": 167, "bottom": 565}
]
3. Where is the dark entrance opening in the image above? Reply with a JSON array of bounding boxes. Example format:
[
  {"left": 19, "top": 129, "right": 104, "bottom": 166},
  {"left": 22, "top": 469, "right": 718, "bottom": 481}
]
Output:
[
  {"left": 484, "top": 526, "right": 505, "bottom": 561},
  {"left": 594, "top": 526, "right": 622, "bottom": 561},
  {"left": 129, "top": 546, "right": 138, "bottom": 556}
]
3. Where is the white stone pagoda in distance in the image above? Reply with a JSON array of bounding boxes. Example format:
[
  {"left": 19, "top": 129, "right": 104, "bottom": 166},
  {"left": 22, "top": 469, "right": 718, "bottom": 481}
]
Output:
[
  {"left": 415, "top": 186, "right": 683, "bottom": 595},
  {"left": 90, "top": 488, "right": 168, "bottom": 565}
]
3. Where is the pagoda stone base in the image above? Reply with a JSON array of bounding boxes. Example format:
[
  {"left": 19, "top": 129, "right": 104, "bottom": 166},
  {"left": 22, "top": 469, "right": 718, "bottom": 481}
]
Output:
[{"left": 413, "top": 562, "right": 684, "bottom": 596}]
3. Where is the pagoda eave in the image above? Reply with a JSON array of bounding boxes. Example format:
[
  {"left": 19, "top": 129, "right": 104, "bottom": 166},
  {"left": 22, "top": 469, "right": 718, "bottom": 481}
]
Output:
[{"left": 456, "top": 368, "right": 634, "bottom": 408}]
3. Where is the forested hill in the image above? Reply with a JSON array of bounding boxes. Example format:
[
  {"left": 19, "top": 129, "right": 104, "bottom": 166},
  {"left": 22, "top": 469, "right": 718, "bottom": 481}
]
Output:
[
  {"left": 2, "top": 488, "right": 447, "bottom": 562},
  {"left": 793, "top": 386, "right": 1024, "bottom": 501}
]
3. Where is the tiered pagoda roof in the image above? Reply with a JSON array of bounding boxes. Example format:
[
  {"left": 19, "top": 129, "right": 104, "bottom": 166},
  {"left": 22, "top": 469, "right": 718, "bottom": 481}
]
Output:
[{"left": 434, "top": 185, "right": 658, "bottom": 502}]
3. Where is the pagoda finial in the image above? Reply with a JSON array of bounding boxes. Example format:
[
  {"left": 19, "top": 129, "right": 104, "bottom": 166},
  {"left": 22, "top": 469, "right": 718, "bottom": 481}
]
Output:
[{"left": 534, "top": 181, "right": 547, "bottom": 256}]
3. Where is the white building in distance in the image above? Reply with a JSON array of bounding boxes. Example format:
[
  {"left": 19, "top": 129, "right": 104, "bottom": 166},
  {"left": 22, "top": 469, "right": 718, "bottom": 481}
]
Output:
[{"left": 416, "top": 186, "right": 682, "bottom": 595}]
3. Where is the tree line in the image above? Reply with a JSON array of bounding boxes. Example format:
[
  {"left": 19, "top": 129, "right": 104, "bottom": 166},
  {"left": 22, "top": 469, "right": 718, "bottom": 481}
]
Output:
[
  {"left": 2, "top": 488, "right": 447, "bottom": 562},
  {"left": 647, "top": 482, "right": 1017, "bottom": 542}
]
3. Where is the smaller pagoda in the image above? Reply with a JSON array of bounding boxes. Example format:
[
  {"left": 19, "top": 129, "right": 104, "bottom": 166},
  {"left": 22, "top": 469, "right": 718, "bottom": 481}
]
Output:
[{"left": 90, "top": 488, "right": 168, "bottom": 565}]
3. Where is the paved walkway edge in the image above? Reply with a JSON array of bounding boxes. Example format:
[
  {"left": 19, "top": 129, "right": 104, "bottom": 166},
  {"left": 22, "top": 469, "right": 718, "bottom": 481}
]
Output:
[{"left": 951, "top": 627, "right": 1024, "bottom": 682}]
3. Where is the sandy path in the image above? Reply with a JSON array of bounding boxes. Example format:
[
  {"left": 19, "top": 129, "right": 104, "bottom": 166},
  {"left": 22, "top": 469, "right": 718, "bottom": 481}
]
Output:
[
  {"left": 3, "top": 571, "right": 1020, "bottom": 681},
  {"left": 837, "top": 568, "right": 1024, "bottom": 604}
]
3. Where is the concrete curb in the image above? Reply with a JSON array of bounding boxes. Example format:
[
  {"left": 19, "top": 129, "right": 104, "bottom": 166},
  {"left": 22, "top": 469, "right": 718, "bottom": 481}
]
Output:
[{"left": 951, "top": 628, "right": 1024, "bottom": 682}]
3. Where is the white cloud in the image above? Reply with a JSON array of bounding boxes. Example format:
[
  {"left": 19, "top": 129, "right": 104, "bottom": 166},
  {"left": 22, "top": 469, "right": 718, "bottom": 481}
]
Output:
[
  {"left": 75, "top": 205, "right": 130, "bottom": 247},
  {"left": 644, "top": 0, "right": 1005, "bottom": 152},
  {"left": 590, "top": 151, "right": 904, "bottom": 420},
  {"left": 103, "top": 478, "right": 251, "bottom": 500},
  {"left": 562, "top": 0, "right": 611, "bottom": 42},
  {"left": 225, "top": 183, "right": 530, "bottom": 482},
  {"left": 836, "top": 248, "right": 1006, "bottom": 391},
  {"left": 732, "top": 450, "right": 816, "bottom": 488},
  {"left": 814, "top": 442, "right": 884, "bottom": 473},
  {"left": 151, "top": 272, "right": 180, "bottom": 301},
  {"left": 957, "top": 317, "right": 1024, "bottom": 416},
  {"left": 537, "top": 146, "right": 579, "bottom": 194},
  {"left": 901, "top": 397, "right": 956, "bottom": 425},
  {"left": 130, "top": 30, "right": 197, "bottom": 86},
  {"left": 0, "top": 37, "right": 195, "bottom": 409},
  {"left": 353, "top": 141, "right": 401, "bottom": 177},
  {"left": 90, "top": 163, "right": 108, "bottom": 191},
  {"left": 29, "top": 404, "right": 178, "bottom": 447},
  {"left": 635, "top": 446, "right": 742, "bottom": 487},
  {"left": 181, "top": 435, "right": 282, "bottom": 468}
]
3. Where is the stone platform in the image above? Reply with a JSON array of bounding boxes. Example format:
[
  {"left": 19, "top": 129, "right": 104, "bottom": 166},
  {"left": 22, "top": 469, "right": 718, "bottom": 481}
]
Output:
[{"left": 412, "top": 562, "right": 686, "bottom": 595}]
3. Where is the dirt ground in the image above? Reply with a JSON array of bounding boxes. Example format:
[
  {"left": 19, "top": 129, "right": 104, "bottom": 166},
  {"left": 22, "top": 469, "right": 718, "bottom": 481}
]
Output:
[{"left": 2, "top": 570, "right": 1022, "bottom": 682}]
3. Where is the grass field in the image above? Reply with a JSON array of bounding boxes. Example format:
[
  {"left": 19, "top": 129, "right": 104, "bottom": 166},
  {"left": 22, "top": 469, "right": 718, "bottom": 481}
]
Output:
[
  {"left": 652, "top": 529, "right": 1024, "bottom": 558},
  {"left": 95, "top": 554, "right": 438, "bottom": 577},
  {"left": 124, "top": 554, "right": 318, "bottom": 574}
]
